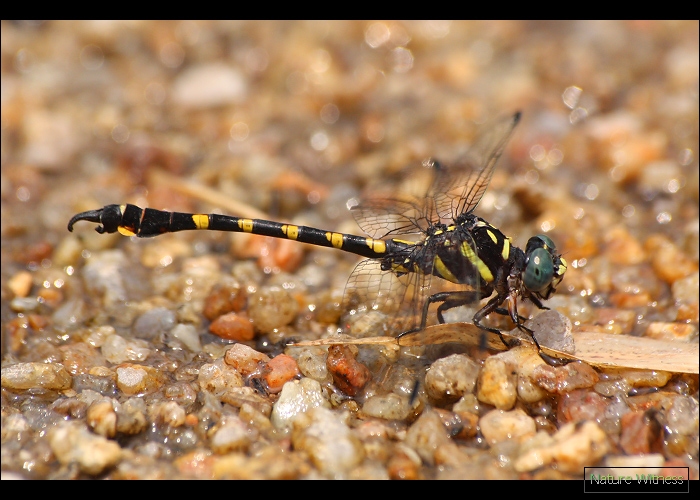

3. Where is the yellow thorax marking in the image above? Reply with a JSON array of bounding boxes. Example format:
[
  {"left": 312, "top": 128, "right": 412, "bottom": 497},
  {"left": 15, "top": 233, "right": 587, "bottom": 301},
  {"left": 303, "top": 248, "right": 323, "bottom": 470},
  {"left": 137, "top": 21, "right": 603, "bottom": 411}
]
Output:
[
  {"left": 502, "top": 237, "right": 510, "bottom": 260},
  {"left": 460, "top": 240, "right": 494, "bottom": 282},
  {"left": 433, "top": 255, "right": 458, "bottom": 283},
  {"left": 392, "top": 262, "right": 409, "bottom": 273},
  {"left": 392, "top": 239, "right": 416, "bottom": 246}
]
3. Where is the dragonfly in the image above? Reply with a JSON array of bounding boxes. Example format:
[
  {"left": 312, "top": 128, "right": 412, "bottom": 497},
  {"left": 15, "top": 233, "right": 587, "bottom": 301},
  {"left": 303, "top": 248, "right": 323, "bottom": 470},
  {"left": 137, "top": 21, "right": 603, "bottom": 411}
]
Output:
[{"left": 68, "top": 112, "right": 567, "bottom": 364}]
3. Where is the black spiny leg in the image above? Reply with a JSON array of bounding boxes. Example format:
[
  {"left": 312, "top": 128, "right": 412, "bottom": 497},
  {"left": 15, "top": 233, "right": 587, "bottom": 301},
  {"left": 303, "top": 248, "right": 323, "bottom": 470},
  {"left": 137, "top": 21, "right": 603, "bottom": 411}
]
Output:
[
  {"left": 473, "top": 293, "right": 519, "bottom": 350},
  {"left": 527, "top": 294, "right": 550, "bottom": 312},
  {"left": 397, "top": 290, "right": 479, "bottom": 338},
  {"left": 434, "top": 290, "right": 485, "bottom": 324},
  {"left": 493, "top": 307, "right": 528, "bottom": 322}
]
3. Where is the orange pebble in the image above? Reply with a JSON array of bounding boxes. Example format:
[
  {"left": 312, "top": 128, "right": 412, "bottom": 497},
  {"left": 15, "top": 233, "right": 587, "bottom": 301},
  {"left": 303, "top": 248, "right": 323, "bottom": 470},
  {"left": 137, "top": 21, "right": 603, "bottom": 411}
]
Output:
[
  {"left": 263, "top": 354, "right": 300, "bottom": 394},
  {"left": 326, "top": 345, "right": 371, "bottom": 396},
  {"left": 209, "top": 312, "right": 255, "bottom": 341}
]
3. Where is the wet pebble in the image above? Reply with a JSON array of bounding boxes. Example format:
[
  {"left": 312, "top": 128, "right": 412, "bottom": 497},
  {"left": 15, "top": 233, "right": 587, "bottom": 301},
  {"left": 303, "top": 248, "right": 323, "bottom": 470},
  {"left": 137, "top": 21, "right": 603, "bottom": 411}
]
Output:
[
  {"left": 58, "top": 343, "right": 107, "bottom": 375},
  {"left": 404, "top": 409, "right": 452, "bottom": 466},
  {"left": 81, "top": 250, "right": 129, "bottom": 308},
  {"left": 326, "top": 344, "right": 371, "bottom": 396},
  {"left": 558, "top": 389, "right": 609, "bottom": 424},
  {"left": 162, "top": 256, "right": 221, "bottom": 304},
  {"left": 348, "top": 463, "right": 391, "bottom": 480},
  {"left": 83, "top": 325, "right": 116, "bottom": 348},
  {"left": 531, "top": 361, "right": 600, "bottom": 395},
  {"left": 387, "top": 444, "right": 423, "bottom": 480},
  {"left": 132, "top": 307, "right": 176, "bottom": 341},
  {"left": 514, "top": 421, "right": 610, "bottom": 474},
  {"left": 361, "top": 392, "right": 411, "bottom": 420},
  {"left": 8, "top": 270, "right": 33, "bottom": 297},
  {"left": 172, "top": 449, "right": 216, "bottom": 479},
  {"left": 288, "top": 345, "right": 331, "bottom": 383},
  {"left": 270, "top": 377, "right": 331, "bottom": 432},
  {"left": 163, "top": 382, "right": 198, "bottom": 411},
  {"left": 203, "top": 279, "right": 247, "bottom": 320},
  {"left": 1, "top": 362, "right": 72, "bottom": 391},
  {"left": 501, "top": 347, "right": 549, "bottom": 403},
  {"left": 602, "top": 225, "right": 646, "bottom": 265},
  {"left": 424, "top": 353, "right": 480, "bottom": 404},
  {"left": 87, "top": 399, "right": 117, "bottom": 437},
  {"left": 223, "top": 343, "right": 270, "bottom": 376},
  {"left": 149, "top": 401, "right": 186, "bottom": 427},
  {"left": 252, "top": 236, "right": 306, "bottom": 273},
  {"left": 115, "top": 398, "right": 147, "bottom": 435},
  {"left": 50, "top": 396, "right": 88, "bottom": 420},
  {"left": 198, "top": 358, "right": 244, "bottom": 396},
  {"left": 1, "top": 413, "right": 31, "bottom": 442},
  {"left": 262, "top": 354, "right": 301, "bottom": 393},
  {"left": 209, "top": 415, "right": 257, "bottom": 454},
  {"left": 619, "top": 410, "right": 662, "bottom": 455},
  {"left": 247, "top": 286, "right": 299, "bottom": 334},
  {"left": 452, "top": 393, "right": 482, "bottom": 415},
  {"left": 292, "top": 406, "right": 364, "bottom": 477},
  {"left": 209, "top": 312, "right": 255, "bottom": 341},
  {"left": 10, "top": 295, "right": 42, "bottom": 314},
  {"left": 433, "top": 408, "right": 476, "bottom": 441},
  {"left": 524, "top": 310, "right": 575, "bottom": 354},
  {"left": 239, "top": 403, "right": 275, "bottom": 438},
  {"left": 592, "top": 307, "right": 637, "bottom": 335},
  {"left": 48, "top": 421, "right": 122, "bottom": 475},
  {"left": 168, "top": 323, "right": 202, "bottom": 352},
  {"left": 666, "top": 395, "right": 699, "bottom": 437},
  {"left": 220, "top": 387, "right": 272, "bottom": 420},
  {"left": 645, "top": 321, "right": 697, "bottom": 342},
  {"left": 606, "top": 368, "right": 673, "bottom": 389},
  {"left": 477, "top": 355, "right": 517, "bottom": 410},
  {"left": 646, "top": 234, "right": 699, "bottom": 284},
  {"left": 672, "top": 272, "right": 699, "bottom": 321},
  {"left": 115, "top": 363, "right": 167, "bottom": 396},
  {"left": 355, "top": 421, "right": 393, "bottom": 462},
  {"left": 211, "top": 445, "right": 308, "bottom": 480},
  {"left": 594, "top": 377, "right": 632, "bottom": 397},
  {"left": 172, "top": 63, "right": 248, "bottom": 108},
  {"left": 479, "top": 408, "right": 536, "bottom": 446},
  {"left": 101, "top": 334, "right": 151, "bottom": 363}
]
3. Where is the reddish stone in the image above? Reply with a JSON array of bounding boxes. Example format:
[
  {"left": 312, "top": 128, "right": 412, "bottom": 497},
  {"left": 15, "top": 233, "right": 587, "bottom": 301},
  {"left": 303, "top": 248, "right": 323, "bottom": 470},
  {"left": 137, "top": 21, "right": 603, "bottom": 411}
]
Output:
[{"left": 326, "top": 345, "right": 371, "bottom": 396}]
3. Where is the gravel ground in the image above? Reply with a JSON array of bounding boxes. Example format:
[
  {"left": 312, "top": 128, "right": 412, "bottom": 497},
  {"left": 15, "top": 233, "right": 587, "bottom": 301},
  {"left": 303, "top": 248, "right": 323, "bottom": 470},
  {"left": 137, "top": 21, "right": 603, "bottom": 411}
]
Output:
[{"left": 1, "top": 20, "right": 698, "bottom": 480}]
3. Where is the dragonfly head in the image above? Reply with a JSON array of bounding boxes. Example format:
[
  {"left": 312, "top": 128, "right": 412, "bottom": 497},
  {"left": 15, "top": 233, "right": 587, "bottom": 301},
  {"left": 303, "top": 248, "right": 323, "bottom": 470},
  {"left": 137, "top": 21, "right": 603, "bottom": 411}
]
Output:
[{"left": 523, "top": 234, "right": 567, "bottom": 300}]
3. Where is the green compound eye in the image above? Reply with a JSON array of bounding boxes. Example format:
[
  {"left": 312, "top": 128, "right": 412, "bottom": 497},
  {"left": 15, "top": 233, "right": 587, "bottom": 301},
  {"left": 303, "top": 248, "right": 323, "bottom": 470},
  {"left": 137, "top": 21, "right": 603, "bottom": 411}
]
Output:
[
  {"left": 524, "top": 247, "right": 555, "bottom": 292},
  {"left": 537, "top": 234, "right": 556, "bottom": 251}
]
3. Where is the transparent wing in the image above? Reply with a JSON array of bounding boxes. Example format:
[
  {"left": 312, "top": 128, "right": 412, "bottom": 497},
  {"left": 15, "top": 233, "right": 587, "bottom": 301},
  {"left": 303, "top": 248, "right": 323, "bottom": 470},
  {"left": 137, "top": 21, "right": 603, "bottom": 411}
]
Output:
[
  {"left": 431, "top": 112, "right": 521, "bottom": 220},
  {"left": 350, "top": 198, "right": 432, "bottom": 240},
  {"left": 341, "top": 257, "right": 434, "bottom": 337}
]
